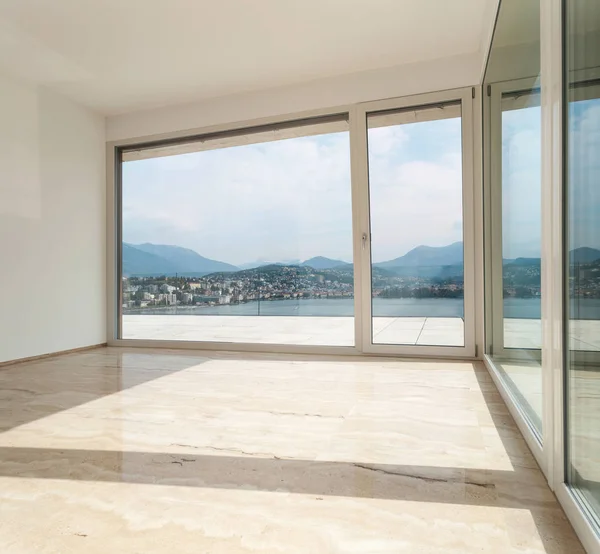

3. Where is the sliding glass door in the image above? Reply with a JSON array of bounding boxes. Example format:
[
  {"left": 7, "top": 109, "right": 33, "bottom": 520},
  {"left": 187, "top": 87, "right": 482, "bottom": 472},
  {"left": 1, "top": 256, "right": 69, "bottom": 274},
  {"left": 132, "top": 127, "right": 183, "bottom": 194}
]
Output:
[
  {"left": 119, "top": 116, "right": 355, "bottom": 347},
  {"left": 486, "top": 82, "right": 543, "bottom": 436},
  {"left": 355, "top": 90, "right": 476, "bottom": 356},
  {"left": 564, "top": 0, "right": 600, "bottom": 527},
  {"left": 115, "top": 90, "right": 476, "bottom": 356}
]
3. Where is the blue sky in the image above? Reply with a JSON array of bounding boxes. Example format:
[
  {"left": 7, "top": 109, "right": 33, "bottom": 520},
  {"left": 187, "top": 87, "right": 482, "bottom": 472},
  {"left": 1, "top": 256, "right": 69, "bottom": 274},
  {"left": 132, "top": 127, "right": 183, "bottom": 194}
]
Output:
[
  {"left": 568, "top": 97, "right": 600, "bottom": 252},
  {"left": 123, "top": 116, "right": 465, "bottom": 266},
  {"left": 501, "top": 96, "right": 600, "bottom": 257},
  {"left": 123, "top": 101, "right": 599, "bottom": 266},
  {"left": 501, "top": 104, "right": 542, "bottom": 259},
  {"left": 122, "top": 95, "right": 600, "bottom": 266}
]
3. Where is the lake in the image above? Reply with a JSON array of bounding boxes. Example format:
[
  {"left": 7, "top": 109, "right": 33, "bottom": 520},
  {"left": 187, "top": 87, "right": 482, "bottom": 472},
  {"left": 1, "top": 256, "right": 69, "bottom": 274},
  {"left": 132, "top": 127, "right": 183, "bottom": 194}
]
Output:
[
  {"left": 124, "top": 296, "right": 560, "bottom": 318},
  {"left": 125, "top": 296, "right": 600, "bottom": 319}
]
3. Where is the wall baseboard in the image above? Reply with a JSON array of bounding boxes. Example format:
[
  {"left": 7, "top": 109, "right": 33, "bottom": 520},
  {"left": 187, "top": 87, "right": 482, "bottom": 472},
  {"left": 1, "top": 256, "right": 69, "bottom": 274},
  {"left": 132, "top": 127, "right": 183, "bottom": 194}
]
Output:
[{"left": 0, "top": 343, "right": 108, "bottom": 368}]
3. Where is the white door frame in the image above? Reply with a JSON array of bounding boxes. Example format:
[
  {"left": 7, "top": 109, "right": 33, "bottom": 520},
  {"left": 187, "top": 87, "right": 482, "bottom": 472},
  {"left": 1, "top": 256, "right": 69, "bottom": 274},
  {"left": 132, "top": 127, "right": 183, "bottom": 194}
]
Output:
[
  {"left": 351, "top": 87, "right": 477, "bottom": 358},
  {"left": 487, "top": 78, "right": 542, "bottom": 363}
]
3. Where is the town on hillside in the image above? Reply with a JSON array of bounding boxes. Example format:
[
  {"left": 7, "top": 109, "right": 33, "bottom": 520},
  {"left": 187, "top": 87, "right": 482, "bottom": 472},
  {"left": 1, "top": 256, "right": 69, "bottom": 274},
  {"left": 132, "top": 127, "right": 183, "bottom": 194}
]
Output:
[
  {"left": 118, "top": 241, "right": 600, "bottom": 312},
  {"left": 122, "top": 264, "right": 466, "bottom": 310}
]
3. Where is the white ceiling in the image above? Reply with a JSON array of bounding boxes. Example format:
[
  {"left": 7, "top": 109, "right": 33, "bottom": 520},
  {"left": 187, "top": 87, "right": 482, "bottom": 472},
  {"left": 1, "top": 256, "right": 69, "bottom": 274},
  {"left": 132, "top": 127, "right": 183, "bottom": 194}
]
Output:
[{"left": 0, "top": 0, "right": 497, "bottom": 115}]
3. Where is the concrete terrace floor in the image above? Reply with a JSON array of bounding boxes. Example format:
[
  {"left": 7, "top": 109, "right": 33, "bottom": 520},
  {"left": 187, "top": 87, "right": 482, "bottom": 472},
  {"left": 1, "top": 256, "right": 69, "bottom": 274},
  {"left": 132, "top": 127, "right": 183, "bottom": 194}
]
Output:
[
  {"left": 123, "top": 315, "right": 465, "bottom": 346},
  {"left": 0, "top": 347, "right": 585, "bottom": 553},
  {"left": 123, "top": 315, "right": 600, "bottom": 351}
]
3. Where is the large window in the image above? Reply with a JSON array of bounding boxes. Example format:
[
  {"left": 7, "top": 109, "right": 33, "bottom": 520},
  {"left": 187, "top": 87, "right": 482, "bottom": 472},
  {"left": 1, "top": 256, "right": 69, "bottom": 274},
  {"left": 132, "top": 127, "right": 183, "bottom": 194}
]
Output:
[
  {"left": 115, "top": 93, "right": 476, "bottom": 356},
  {"left": 119, "top": 116, "right": 354, "bottom": 346},
  {"left": 565, "top": 0, "right": 600, "bottom": 526}
]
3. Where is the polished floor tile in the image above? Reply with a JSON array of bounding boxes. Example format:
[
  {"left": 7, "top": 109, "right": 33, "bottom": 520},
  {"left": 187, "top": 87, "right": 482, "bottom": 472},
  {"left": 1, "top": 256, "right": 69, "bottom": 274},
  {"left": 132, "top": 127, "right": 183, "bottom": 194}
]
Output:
[{"left": 0, "top": 347, "right": 585, "bottom": 553}]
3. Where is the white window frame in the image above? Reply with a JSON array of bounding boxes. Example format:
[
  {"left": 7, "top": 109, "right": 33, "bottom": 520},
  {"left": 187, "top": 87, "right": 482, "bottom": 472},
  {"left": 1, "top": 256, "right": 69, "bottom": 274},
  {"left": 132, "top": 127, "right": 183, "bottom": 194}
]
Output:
[
  {"left": 482, "top": 78, "right": 546, "bottom": 484},
  {"left": 107, "top": 108, "right": 363, "bottom": 357},
  {"left": 107, "top": 89, "right": 481, "bottom": 360},
  {"left": 550, "top": 0, "right": 600, "bottom": 549},
  {"left": 353, "top": 88, "right": 477, "bottom": 358},
  {"left": 480, "top": 0, "right": 600, "bottom": 551},
  {"left": 487, "top": 78, "right": 542, "bottom": 364}
]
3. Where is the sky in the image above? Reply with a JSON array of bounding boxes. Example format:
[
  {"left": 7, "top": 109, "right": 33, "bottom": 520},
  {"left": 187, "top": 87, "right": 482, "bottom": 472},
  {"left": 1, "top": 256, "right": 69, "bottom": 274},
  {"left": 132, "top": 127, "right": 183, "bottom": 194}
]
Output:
[
  {"left": 122, "top": 116, "right": 465, "bottom": 266},
  {"left": 567, "top": 97, "right": 600, "bottom": 252},
  {"left": 501, "top": 104, "right": 542, "bottom": 259},
  {"left": 501, "top": 96, "right": 600, "bottom": 258},
  {"left": 120, "top": 99, "right": 600, "bottom": 267}
]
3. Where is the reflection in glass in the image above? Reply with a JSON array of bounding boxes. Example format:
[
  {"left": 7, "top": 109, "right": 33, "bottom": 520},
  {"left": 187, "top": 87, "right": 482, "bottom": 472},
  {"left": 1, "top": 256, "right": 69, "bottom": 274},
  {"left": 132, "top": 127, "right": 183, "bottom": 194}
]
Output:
[
  {"left": 493, "top": 92, "right": 543, "bottom": 432},
  {"left": 367, "top": 103, "right": 465, "bottom": 347},
  {"left": 483, "top": 0, "right": 542, "bottom": 436},
  {"left": 501, "top": 95, "right": 542, "bottom": 350},
  {"left": 120, "top": 118, "right": 354, "bottom": 346},
  {"left": 565, "top": 0, "right": 600, "bottom": 524}
]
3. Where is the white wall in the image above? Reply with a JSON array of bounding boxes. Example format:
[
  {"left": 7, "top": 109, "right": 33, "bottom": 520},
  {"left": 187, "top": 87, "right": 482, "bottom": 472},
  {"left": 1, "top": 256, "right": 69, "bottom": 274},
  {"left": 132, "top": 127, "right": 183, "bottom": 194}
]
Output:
[
  {"left": 0, "top": 71, "right": 106, "bottom": 363},
  {"left": 107, "top": 53, "right": 481, "bottom": 142}
]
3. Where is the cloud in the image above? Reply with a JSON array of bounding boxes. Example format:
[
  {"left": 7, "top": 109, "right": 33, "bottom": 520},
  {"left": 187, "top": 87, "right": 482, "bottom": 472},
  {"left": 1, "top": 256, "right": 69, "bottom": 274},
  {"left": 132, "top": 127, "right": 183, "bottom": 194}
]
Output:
[
  {"left": 123, "top": 133, "right": 353, "bottom": 265},
  {"left": 567, "top": 98, "right": 600, "bottom": 250},
  {"left": 122, "top": 96, "right": 600, "bottom": 265},
  {"left": 367, "top": 125, "right": 408, "bottom": 156},
  {"left": 123, "top": 116, "right": 469, "bottom": 265},
  {"left": 367, "top": 121, "right": 463, "bottom": 262},
  {"left": 501, "top": 106, "right": 542, "bottom": 259}
]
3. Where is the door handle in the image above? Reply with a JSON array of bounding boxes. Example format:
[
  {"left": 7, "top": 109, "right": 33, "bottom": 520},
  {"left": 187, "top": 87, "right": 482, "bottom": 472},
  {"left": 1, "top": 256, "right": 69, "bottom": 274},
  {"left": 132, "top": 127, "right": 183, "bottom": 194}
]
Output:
[{"left": 362, "top": 232, "right": 368, "bottom": 250}]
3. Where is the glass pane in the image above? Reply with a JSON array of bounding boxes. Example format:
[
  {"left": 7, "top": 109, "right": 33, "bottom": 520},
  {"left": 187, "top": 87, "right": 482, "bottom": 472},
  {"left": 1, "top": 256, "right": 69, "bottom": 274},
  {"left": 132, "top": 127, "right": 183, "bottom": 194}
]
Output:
[
  {"left": 120, "top": 118, "right": 354, "bottom": 346},
  {"left": 565, "top": 0, "right": 600, "bottom": 524},
  {"left": 483, "top": 0, "right": 542, "bottom": 437},
  {"left": 492, "top": 91, "right": 543, "bottom": 432},
  {"left": 367, "top": 102, "right": 465, "bottom": 347}
]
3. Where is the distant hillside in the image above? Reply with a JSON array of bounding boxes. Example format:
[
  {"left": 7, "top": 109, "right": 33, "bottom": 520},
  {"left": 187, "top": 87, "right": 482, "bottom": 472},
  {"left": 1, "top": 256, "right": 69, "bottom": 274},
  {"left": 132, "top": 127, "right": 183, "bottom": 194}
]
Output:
[
  {"left": 206, "top": 263, "right": 308, "bottom": 279},
  {"left": 376, "top": 242, "right": 464, "bottom": 269},
  {"left": 301, "top": 256, "right": 348, "bottom": 270},
  {"left": 238, "top": 259, "right": 301, "bottom": 270},
  {"left": 204, "top": 262, "right": 393, "bottom": 282},
  {"left": 505, "top": 257, "right": 541, "bottom": 266},
  {"left": 570, "top": 247, "right": 600, "bottom": 264},
  {"left": 122, "top": 244, "right": 180, "bottom": 276},
  {"left": 503, "top": 248, "right": 600, "bottom": 266},
  {"left": 123, "top": 243, "right": 238, "bottom": 276},
  {"left": 123, "top": 240, "right": 600, "bottom": 279}
]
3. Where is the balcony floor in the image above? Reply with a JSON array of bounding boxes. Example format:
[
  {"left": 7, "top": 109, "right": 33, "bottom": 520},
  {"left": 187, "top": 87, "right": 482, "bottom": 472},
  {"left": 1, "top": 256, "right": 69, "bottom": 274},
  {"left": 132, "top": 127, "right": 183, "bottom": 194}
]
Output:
[
  {"left": 0, "top": 347, "right": 584, "bottom": 553},
  {"left": 122, "top": 315, "right": 465, "bottom": 346},
  {"left": 122, "top": 314, "right": 600, "bottom": 351}
]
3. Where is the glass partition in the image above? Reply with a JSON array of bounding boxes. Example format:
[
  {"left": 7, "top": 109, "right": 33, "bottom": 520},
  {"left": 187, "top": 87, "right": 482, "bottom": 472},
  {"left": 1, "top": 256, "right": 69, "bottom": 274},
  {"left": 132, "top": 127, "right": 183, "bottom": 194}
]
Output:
[
  {"left": 564, "top": 0, "right": 600, "bottom": 527},
  {"left": 367, "top": 102, "right": 465, "bottom": 347},
  {"left": 483, "top": 0, "right": 543, "bottom": 435},
  {"left": 119, "top": 116, "right": 355, "bottom": 346}
]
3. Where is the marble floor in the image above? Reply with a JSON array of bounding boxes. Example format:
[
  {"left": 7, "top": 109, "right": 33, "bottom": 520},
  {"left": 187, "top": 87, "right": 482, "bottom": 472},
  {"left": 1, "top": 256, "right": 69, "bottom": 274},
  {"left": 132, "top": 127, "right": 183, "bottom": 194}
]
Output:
[{"left": 0, "top": 347, "right": 585, "bottom": 553}]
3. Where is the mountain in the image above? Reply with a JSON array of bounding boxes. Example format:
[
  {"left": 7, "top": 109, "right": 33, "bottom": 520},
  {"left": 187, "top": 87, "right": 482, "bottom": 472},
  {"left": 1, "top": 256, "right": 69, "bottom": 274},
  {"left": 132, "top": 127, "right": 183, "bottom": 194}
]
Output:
[
  {"left": 570, "top": 247, "right": 600, "bottom": 264},
  {"left": 301, "top": 256, "right": 348, "bottom": 270},
  {"left": 238, "top": 259, "right": 301, "bottom": 270},
  {"left": 376, "top": 242, "right": 463, "bottom": 269},
  {"left": 503, "top": 248, "right": 600, "bottom": 266},
  {"left": 122, "top": 243, "right": 180, "bottom": 276},
  {"left": 123, "top": 240, "right": 600, "bottom": 279},
  {"left": 123, "top": 243, "right": 239, "bottom": 276},
  {"left": 506, "top": 257, "right": 541, "bottom": 266}
]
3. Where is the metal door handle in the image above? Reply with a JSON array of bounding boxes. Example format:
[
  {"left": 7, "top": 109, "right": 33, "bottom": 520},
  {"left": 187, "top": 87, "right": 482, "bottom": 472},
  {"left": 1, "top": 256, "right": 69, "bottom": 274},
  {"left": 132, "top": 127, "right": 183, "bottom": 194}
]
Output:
[{"left": 362, "top": 232, "right": 368, "bottom": 250}]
